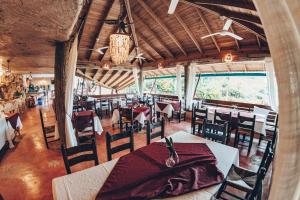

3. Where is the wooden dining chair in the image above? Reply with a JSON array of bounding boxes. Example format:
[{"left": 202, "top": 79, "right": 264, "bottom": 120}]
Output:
[
  {"left": 191, "top": 104, "right": 208, "bottom": 135},
  {"left": 214, "top": 110, "right": 232, "bottom": 143},
  {"left": 172, "top": 100, "right": 186, "bottom": 123},
  {"left": 39, "top": 109, "right": 57, "bottom": 149},
  {"left": 202, "top": 120, "right": 228, "bottom": 144},
  {"left": 119, "top": 107, "right": 134, "bottom": 131},
  {"left": 61, "top": 138, "right": 99, "bottom": 174},
  {"left": 106, "top": 129, "right": 134, "bottom": 161},
  {"left": 234, "top": 113, "right": 256, "bottom": 155},
  {"left": 74, "top": 111, "right": 96, "bottom": 144},
  {"left": 146, "top": 118, "right": 165, "bottom": 145},
  {"left": 215, "top": 141, "right": 273, "bottom": 200},
  {"left": 259, "top": 113, "right": 279, "bottom": 149}
]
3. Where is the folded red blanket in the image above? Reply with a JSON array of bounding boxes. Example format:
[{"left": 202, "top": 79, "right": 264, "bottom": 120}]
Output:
[{"left": 97, "top": 142, "right": 224, "bottom": 200}]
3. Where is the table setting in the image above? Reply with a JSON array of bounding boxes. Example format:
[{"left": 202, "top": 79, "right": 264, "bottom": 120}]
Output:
[
  {"left": 155, "top": 101, "right": 181, "bottom": 118},
  {"left": 111, "top": 105, "right": 151, "bottom": 127},
  {"left": 52, "top": 131, "right": 239, "bottom": 200}
]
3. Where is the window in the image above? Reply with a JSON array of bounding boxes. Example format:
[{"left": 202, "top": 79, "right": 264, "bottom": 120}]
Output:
[
  {"left": 144, "top": 76, "right": 184, "bottom": 95},
  {"left": 194, "top": 74, "right": 269, "bottom": 105}
]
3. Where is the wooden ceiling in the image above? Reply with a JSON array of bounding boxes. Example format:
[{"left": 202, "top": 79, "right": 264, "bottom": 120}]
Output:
[
  {"left": 0, "top": 0, "right": 271, "bottom": 90},
  {"left": 77, "top": 0, "right": 270, "bottom": 90},
  {"left": 0, "top": 0, "right": 85, "bottom": 73}
]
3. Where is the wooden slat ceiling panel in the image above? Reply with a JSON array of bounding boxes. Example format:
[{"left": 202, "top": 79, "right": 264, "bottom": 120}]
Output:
[
  {"left": 131, "top": 1, "right": 183, "bottom": 56},
  {"left": 78, "top": 1, "right": 109, "bottom": 60}
]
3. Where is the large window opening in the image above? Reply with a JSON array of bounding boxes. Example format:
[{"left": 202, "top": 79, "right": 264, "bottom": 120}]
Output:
[{"left": 194, "top": 73, "right": 269, "bottom": 105}]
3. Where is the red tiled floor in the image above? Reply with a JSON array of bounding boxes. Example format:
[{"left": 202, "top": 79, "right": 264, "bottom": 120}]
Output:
[{"left": 0, "top": 104, "right": 270, "bottom": 200}]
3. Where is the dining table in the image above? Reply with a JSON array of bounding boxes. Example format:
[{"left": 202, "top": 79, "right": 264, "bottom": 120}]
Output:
[
  {"left": 111, "top": 106, "right": 151, "bottom": 127},
  {"left": 155, "top": 101, "right": 181, "bottom": 118},
  {"left": 52, "top": 131, "right": 239, "bottom": 200},
  {"left": 206, "top": 106, "right": 267, "bottom": 136}
]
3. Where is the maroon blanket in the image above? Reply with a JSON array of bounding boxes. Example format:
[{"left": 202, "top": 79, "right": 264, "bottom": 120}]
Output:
[{"left": 97, "top": 143, "right": 224, "bottom": 200}]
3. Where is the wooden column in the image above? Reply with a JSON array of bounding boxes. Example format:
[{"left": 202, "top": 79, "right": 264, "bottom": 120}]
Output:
[
  {"left": 254, "top": 1, "right": 300, "bottom": 199},
  {"left": 54, "top": 41, "right": 70, "bottom": 144},
  {"left": 184, "top": 63, "right": 194, "bottom": 110},
  {"left": 176, "top": 64, "right": 183, "bottom": 100},
  {"left": 139, "top": 67, "right": 144, "bottom": 96}
]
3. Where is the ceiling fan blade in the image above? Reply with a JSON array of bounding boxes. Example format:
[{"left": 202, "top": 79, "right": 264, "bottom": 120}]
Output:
[
  {"left": 136, "top": 53, "right": 143, "bottom": 57},
  {"left": 201, "top": 33, "right": 220, "bottom": 39},
  {"left": 224, "top": 32, "right": 243, "bottom": 40},
  {"left": 223, "top": 19, "right": 233, "bottom": 31},
  {"left": 168, "top": 0, "right": 179, "bottom": 14},
  {"left": 98, "top": 46, "right": 109, "bottom": 50}
]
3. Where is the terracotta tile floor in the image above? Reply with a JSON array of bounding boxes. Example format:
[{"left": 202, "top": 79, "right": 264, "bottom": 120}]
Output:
[{"left": 0, "top": 105, "right": 269, "bottom": 200}]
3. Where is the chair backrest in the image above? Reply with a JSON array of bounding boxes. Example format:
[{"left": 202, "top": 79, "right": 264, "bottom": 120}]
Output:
[
  {"left": 214, "top": 110, "right": 232, "bottom": 128},
  {"left": 192, "top": 105, "right": 208, "bottom": 121},
  {"left": 237, "top": 112, "right": 256, "bottom": 132},
  {"left": 61, "top": 138, "right": 99, "bottom": 174},
  {"left": 146, "top": 118, "right": 165, "bottom": 145},
  {"left": 106, "top": 129, "right": 134, "bottom": 161},
  {"left": 259, "top": 141, "right": 274, "bottom": 173},
  {"left": 74, "top": 111, "right": 95, "bottom": 141},
  {"left": 120, "top": 107, "right": 133, "bottom": 121},
  {"left": 202, "top": 120, "right": 228, "bottom": 144},
  {"left": 247, "top": 167, "right": 267, "bottom": 200},
  {"left": 39, "top": 109, "right": 47, "bottom": 135}
]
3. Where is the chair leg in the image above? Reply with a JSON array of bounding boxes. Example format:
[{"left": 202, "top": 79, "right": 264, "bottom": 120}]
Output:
[
  {"left": 192, "top": 123, "right": 195, "bottom": 135},
  {"left": 216, "top": 181, "right": 227, "bottom": 198},
  {"left": 258, "top": 134, "right": 263, "bottom": 146},
  {"left": 248, "top": 134, "right": 254, "bottom": 155},
  {"left": 234, "top": 133, "right": 239, "bottom": 147},
  {"left": 198, "top": 124, "right": 201, "bottom": 135},
  {"left": 178, "top": 113, "right": 181, "bottom": 123}
]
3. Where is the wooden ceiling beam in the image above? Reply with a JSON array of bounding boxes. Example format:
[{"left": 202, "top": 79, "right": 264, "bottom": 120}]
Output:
[
  {"left": 195, "top": 9, "right": 221, "bottom": 52},
  {"left": 256, "top": 35, "right": 261, "bottom": 49},
  {"left": 103, "top": 70, "right": 119, "bottom": 85},
  {"left": 106, "top": 70, "right": 126, "bottom": 86},
  {"left": 118, "top": 80, "right": 135, "bottom": 91},
  {"left": 196, "top": 4, "right": 261, "bottom": 25},
  {"left": 230, "top": 26, "right": 240, "bottom": 50},
  {"left": 104, "top": 70, "right": 122, "bottom": 86},
  {"left": 125, "top": 0, "right": 139, "bottom": 55},
  {"left": 136, "top": 30, "right": 164, "bottom": 58},
  {"left": 136, "top": 0, "right": 187, "bottom": 56},
  {"left": 76, "top": 69, "right": 111, "bottom": 88},
  {"left": 183, "top": 1, "right": 266, "bottom": 41},
  {"left": 143, "top": 47, "right": 270, "bottom": 68},
  {"left": 110, "top": 71, "right": 132, "bottom": 87},
  {"left": 132, "top": 13, "right": 174, "bottom": 58},
  {"left": 117, "top": 75, "right": 134, "bottom": 88},
  {"left": 161, "top": 0, "right": 203, "bottom": 54},
  {"left": 88, "top": 0, "right": 115, "bottom": 60},
  {"left": 187, "top": 0, "right": 256, "bottom": 11},
  {"left": 98, "top": 70, "right": 110, "bottom": 83}
]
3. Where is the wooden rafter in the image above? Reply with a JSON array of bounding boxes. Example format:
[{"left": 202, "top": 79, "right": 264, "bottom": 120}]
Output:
[
  {"left": 125, "top": 0, "right": 139, "bottom": 55},
  {"left": 103, "top": 70, "right": 118, "bottom": 85},
  {"left": 195, "top": 9, "right": 221, "bottom": 52},
  {"left": 118, "top": 80, "right": 135, "bottom": 91},
  {"left": 161, "top": 0, "right": 203, "bottom": 54},
  {"left": 106, "top": 70, "right": 124, "bottom": 86},
  {"left": 136, "top": 0, "right": 187, "bottom": 56},
  {"left": 183, "top": 1, "right": 266, "bottom": 41},
  {"left": 136, "top": 30, "right": 164, "bottom": 58},
  {"left": 78, "top": 0, "right": 93, "bottom": 46},
  {"left": 132, "top": 13, "right": 174, "bottom": 58},
  {"left": 99, "top": 70, "right": 113, "bottom": 83},
  {"left": 88, "top": 0, "right": 115, "bottom": 60},
  {"left": 92, "top": 69, "right": 100, "bottom": 80},
  {"left": 187, "top": 0, "right": 256, "bottom": 11},
  {"left": 196, "top": 4, "right": 261, "bottom": 25},
  {"left": 256, "top": 35, "right": 261, "bottom": 49},
  {"left": 230, "top": 26, "right": 240, "bottom": 49},
  {"left": 110, "top": 71, "right": 132, "bottom": 87},
  {"left": 117, "top": 75, "right": 134, "bottom": 88},
  {"left": 211, "top": 66, "right": 217, "bottom": 73}
]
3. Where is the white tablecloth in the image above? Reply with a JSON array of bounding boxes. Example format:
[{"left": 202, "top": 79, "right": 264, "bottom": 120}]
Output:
[
  {"left": 52, "top": 131, "right": 239, "bottom": 200},
  {"left": 206, "top": 106, "right": 267, "bottom": 136},
  {"left": 155, "top": 102, "right": 174, "bottom": 118},
  {"left": 0, "top": 117, "right": 16, "bottom": 149},
  {"left": 111, "top": 109, "right": 148, "bottom": 127},
  {"left": 54, "top": 116, "right": 103, "bottom": 140}
]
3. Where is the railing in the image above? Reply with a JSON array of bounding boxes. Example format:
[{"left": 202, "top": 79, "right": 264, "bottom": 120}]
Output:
[{"left": 194, "top": 98, "right": 271, "bottom": 111}]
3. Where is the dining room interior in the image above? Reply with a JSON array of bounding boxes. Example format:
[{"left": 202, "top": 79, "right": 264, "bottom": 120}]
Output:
[{"left": 0, "top": 0, "right": 299, "bottom": 200}]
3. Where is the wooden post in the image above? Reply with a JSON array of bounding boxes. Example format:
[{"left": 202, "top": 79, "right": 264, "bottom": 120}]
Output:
[
  {"left": 139, "top": 66, "right": 144, "bottom": 97},
  {"left": 254, "top": 1, "right": 300, "bottom": 199},
  {"left": 54, "top": 41, "right": 69, "bottom": 144},
  {"left": 184, "top": 63, "right": 194, "bottom": 110}
]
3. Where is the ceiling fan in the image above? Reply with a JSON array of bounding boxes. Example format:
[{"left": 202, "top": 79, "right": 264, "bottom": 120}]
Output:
[
  {"left": 86, "top": 46, "right": 109, "bottom": 54},
  {"left": 130, "top": 53, "right": 146, "bottom": 65},
  {"left": 167, "top": 0, "right": 179, "bottom": 14},
  {"left": 201, "top": 19, "right": 243, "bottom": 40}
]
